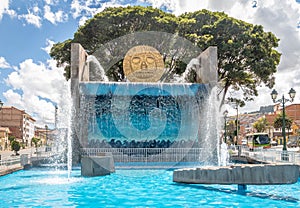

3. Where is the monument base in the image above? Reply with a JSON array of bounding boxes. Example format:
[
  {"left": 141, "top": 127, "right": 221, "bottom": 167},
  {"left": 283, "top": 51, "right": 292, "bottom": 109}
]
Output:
[{"left": 81, "top": 153, "right": 115, "bottom": 177}]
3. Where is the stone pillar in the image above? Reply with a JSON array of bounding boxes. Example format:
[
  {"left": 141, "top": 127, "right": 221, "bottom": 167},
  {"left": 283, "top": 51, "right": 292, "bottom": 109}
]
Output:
[
  {"left": 196, "top": 46, "right": 218, "bottom": 86},
  {"left": 20, "top": 154, "right": 29, "bottom": 166},
  {"left": 71, "top": 43, "right": 88, "bottom": 164}
]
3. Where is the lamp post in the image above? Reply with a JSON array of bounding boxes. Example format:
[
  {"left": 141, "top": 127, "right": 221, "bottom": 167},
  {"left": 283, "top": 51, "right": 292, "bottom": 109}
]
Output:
[
  {"left": 223, "top": 110, "right": 228, "bottom": 143},
  {"left": 271, "top": 88, "right": 296, "bottom": 160}
]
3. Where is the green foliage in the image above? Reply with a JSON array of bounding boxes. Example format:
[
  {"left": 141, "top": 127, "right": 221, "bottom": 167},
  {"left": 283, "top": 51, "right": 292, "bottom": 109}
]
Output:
[
  {"left": 50, "top": 6, "right": 178, "bottom": 81},
  {"left": 273, "top": 113, "right": 293, "bottom": 129},
  {"left": 50, "top": 6, "right": 280, "bottom": 103},
  {"left": 178, "top": 9, "right": 280, "bottom": 102},
  {"left": 31, "top": 137, "right": 41, "bottom": 154},
  {"left": 253, "top": 117, "right": 269, "bottom": 132},
  {"left": 50, "top": 39, "right": 72, "bottom": 79},
  {"left": 31, "top": 137, "right": 41, "bottom": 148},
  {"left": 74, "top": 6, "right": 178, "bottom": 54},
  {"left": 11, "top": 140, "right": 21, "bottom": 155},
  {"left": 227, "top": 120, "right": 236, "bottom": 139},
  {"left": 8, "top": 135, "right": 16, "bottom": 143}
]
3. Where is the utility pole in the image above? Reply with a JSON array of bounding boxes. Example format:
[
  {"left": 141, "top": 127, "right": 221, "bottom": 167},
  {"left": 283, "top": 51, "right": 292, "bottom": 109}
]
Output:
[{"left": 54, "top": 106, "right": 58, "bottom": 129}]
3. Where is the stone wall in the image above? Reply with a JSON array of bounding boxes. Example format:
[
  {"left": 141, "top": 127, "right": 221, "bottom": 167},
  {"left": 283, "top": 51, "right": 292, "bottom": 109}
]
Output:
[{"left": 173, "top": 164, "right": 300, "bottom": 185}]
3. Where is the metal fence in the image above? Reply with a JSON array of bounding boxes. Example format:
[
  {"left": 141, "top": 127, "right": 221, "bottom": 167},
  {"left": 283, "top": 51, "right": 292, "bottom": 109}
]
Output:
[
  {"left": 0, "top": 157, "right": 21, "bottom": 168},
  {"left": 240, "top": 146, "right": 300, "bottom": 164},
  {"left": 81, "top": 148, "right": 203, "bottom": 163}
]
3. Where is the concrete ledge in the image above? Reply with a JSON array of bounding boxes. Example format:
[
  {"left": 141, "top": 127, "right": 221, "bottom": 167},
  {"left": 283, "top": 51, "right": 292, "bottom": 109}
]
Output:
[
  {"left": 0, "top": 165, "right": 23, "bottom": 176},
  {"left": 173, "top": 164, "right": 299, "bottom": 185},
  {"left": 81, "top": 153, "right": 115, "bottom": 177}
]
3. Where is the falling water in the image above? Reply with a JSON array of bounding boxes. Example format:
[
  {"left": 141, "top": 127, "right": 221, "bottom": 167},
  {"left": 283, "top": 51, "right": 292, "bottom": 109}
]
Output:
[
  {"left": 198, "top": 86, "right": 227, "bottom": 166},
  {"left": 176, "top": 57, "right": 228, "bottom": 166},
  {"left": 73, "top": 53, "right": 227, "bottom": 169},
  {"left": 87, "top": 55, "right": 109, "bottom": 82},
  {"left": 220, "top": 141, "right": 229, "bottom": 166},
  {"left": 66, "top": 103, "right": 73, "bottom": 178},
  {"left": 55, "top": 81, "right": 73, "bottom": 178},
  {"left": 177, "top": 58, "right": 200, "bottom": 83}
]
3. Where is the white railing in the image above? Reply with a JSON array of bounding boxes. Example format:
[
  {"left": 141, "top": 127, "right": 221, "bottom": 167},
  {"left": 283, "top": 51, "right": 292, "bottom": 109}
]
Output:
[
  {"left": 238, "top": 146, "right": 300, "bottom": 164},
  {"left": 0, "top": 157, "right": 21, "bottom": 168},
  {"left": 0, "top": 146, "right": 58, "bottom": 169},
  {"left": 81, "top": 148, "right": 203, "bottom": 163}
]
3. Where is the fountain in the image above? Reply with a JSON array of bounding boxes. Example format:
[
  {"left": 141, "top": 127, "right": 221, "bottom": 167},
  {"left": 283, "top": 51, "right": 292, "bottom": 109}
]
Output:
[
  {"left": 70, "top": 31, "right": 219, "bottom": 175},
  {"left": 69, "top": 31, "right": 298, "bottom": 190},
  {"left": 1, "top": 32, "right": 299, "bottom": 207}
]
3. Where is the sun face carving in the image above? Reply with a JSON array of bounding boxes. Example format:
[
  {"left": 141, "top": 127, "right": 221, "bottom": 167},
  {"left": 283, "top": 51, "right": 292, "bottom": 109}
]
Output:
[{"left": 123, "top": 45, "right": 164, "bottom": 82}]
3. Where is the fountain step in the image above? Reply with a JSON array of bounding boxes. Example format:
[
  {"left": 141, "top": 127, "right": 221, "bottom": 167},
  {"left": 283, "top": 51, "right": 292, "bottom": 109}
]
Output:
[{"left": 173, "top": 164, "right": 299, "bottom": 185}]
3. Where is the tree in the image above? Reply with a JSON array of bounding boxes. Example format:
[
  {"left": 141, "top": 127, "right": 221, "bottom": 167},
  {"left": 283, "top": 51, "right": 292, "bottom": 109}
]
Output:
[
  {"left": 253, "top": 117, "right": 269, "bottom": 132},
  {"left": 8, "top": 135, "right": 16, "bottom": 151},
  {"left": 51, "top": 6, "right": 178, "bottom": 80},
  {"left": 11, "top": 140, "right": 21, "bottom": 156},
  {"left": 178, "top": 9, "right": 280, "bottom": 103},
  {"left": 273, "top": 113, "right": 293, "bottom": 130},
  {"left": 50, "top": 6, "right": 280, "bottom": 103},
  {"left": 31, "top": 137, "right": 41, "bottom": 155},
  {"left": 8, "top": 135, "right": 15, "bottom": 144},
  {"left": 226, "top": 120, "right": 236, "bottom": 143}
]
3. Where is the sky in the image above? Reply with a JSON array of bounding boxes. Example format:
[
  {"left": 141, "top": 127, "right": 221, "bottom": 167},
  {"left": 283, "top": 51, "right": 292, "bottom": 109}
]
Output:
[{"left": 0, "top": 0, "right": 300, "bottom": 127}]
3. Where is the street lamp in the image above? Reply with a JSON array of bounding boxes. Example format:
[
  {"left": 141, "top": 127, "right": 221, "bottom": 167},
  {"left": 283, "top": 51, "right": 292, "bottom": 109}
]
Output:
[
  {"left": 271, "top": 88, "right": 296, "bottom": 160},
  {"left": 223, "top": 110, "right": 228, "bottom": 143}
]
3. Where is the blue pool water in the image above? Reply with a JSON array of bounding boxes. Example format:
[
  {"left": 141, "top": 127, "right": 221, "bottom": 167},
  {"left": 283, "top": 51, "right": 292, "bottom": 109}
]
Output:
[{"left": 0, "top": 168, "right": 299, "bottom": 207}]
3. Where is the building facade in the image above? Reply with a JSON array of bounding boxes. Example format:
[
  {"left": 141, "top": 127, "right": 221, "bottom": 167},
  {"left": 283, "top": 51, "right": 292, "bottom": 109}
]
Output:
[
  {"left": 0, "top": 106, "right": 36, "bottom": 147},
  {"left": 227, "top": 103, "right": 300, "bottom": 145},
  {"left": 0, "top": 127, "right": 10, "bottom": 150}
]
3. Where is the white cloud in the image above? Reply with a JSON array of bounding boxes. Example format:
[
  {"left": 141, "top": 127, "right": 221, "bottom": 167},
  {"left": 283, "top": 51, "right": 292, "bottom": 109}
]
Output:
[
  {"left": 78, "top": 16, "right": 88, "bottom": 26},
  {"left": 0, "top": 0, "right": 16, "bottom": 19},
  {"left": 3, "top": 90, "right": 23, "bottom": 107},
  {"left": 0, "top": 57, "right": 10, "bottom": 68},
  {"left": 33, "top": 6, "right": 40, "bottom": 14},
  {"left": 5, "top": 9, "right": 17, "bottom": 18},
  {"left": 44, "top": 0, "right": 54, "bottom": 5},
  {"left": 42, "top": 39, "right": 55, "bottom": 54},
  {"left": 141, "top": 0, "right": 177, "bottom": 11},
  {"left": 18, "top": 12, "right": 42, "bottom": 28},
  {"left": 4, "top": 59, "right": 70, "bottom": 127},
  {"left": 0, "top": 0, "right": 9, "bottom": 20},
  {"left": 71, "top": 0, "right": 124, "bottom": 21},
  {"left": 44, "top": 0, "right": 60, "bottom": 6},
  {"left": 44, "top": 5, "right": 68, "bottom": 24}
]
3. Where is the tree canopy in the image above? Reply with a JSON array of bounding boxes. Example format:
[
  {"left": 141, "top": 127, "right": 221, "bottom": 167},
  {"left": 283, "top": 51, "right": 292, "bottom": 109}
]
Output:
[
  {"left": 178, "top": 9, "right": 280, "bottom": 103},
  {"left": 273, "top": 113, "right": 293, "bottom": 130},
  {"left": 253, "top": 117, "right": 269, "bottom": 132},
  {"left": 50, "top": 6, "right": 281, "bottom": 103}
]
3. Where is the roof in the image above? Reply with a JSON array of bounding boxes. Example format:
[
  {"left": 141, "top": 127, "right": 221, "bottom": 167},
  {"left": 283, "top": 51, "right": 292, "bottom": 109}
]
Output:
[{"left": 1, "top": 106, "right": 36, "bottom": 122}]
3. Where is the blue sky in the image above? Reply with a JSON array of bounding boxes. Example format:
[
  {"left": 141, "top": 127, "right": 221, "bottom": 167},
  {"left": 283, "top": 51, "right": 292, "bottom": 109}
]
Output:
[{"left": 0, "top": 0, "right": 300, "bottom": 127}]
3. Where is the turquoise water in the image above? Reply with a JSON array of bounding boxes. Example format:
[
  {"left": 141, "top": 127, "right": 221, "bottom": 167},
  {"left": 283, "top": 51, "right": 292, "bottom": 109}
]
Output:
[{"left": 0, "top": 168, "right": 299, "bottom": 207}]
